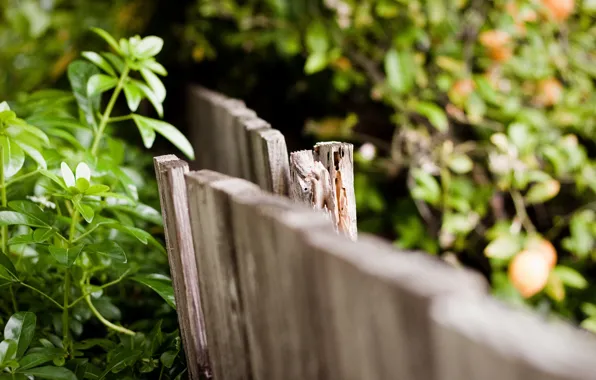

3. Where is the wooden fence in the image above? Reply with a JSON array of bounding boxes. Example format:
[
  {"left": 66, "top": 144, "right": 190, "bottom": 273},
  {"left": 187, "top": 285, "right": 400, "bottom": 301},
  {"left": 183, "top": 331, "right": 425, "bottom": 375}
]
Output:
[{"left": 152, "top": 85, "right": 596, "bottom": 380}]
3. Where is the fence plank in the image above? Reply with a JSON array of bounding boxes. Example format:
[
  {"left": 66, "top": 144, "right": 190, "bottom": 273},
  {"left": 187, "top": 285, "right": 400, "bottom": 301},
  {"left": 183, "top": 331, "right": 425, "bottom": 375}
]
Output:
[
  {"left": 313, "top": 142, "right": 357, "bottom": 240},
  {"left": 187, "top": 86, "right": 225, "bottom": 170},
  {"left": 240, "top": 118, "right": 270, "bottom": 183},
  {"left": 154, "top": 155, "right": 209, "bottom": 379},
  {"left": 213, "top": 98, "right": 246, "bottom": 176},
  {"left": 249, "top": 128, "right": 290, "bottom": 195},
  {"left": 431, "top": 296, "right": 596, "bottom": 380},
  {"left": 305, "top": 231, "right": 488, "bottom": 380},
  {"left": 227, "top": 105, "right": 257, "bottom": 180},
  {"left": 186, "top": 171, "right": 262, "bottom": 380}
]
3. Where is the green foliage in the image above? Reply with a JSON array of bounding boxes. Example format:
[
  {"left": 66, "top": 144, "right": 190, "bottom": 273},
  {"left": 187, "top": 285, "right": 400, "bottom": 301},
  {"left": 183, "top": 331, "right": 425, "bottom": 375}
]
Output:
[
  {"left": 0, "top": 28, "right": 192, "bottom": 378},
  {"left": 187, "top": 0, "right": 596, "bottom": 328},
  {"left": 0, "top": 0, "right": 154, "bottom": 100}
]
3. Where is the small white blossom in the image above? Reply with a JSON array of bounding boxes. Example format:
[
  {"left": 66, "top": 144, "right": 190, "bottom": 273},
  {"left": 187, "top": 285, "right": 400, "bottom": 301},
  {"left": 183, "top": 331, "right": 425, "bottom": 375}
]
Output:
[
  {"left": 61, "top": 162, "right": 75, "bottom": 188},
  {"left": 27, "top": 195, "right": 56, "bottom": 209},
  {"left": 61, "top": 162, "right": 91, "bottom": 188},
  {"left": 358, "top": 143, "right": 376, "bottom": 161}
]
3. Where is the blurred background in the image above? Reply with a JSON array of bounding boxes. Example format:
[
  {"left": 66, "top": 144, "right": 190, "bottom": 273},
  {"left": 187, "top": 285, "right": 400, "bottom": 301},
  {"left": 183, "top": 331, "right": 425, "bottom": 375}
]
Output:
[{"left": 4, "top": 0, "right": 596, "bottom": 329}]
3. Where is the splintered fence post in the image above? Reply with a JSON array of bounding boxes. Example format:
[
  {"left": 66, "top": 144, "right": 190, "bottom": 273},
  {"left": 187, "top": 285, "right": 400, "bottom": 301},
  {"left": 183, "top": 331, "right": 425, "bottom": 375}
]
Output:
[
  {"left": 250, "top": 128, "right": 290, "bottom": 195},
  {"left": 314, "top": 142, "right": 357, "bottom": 240},
  {"left": 154, "top": 155, "right": 210, "bottom": 379}
]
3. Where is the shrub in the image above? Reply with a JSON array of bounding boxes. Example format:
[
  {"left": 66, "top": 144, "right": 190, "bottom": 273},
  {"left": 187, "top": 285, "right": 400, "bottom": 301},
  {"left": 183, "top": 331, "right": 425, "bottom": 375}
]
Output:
[
  {"left": 0, "top": 28, "right": 192, "bottom": 378},
  {"left": 187, "top": 0, "right": 596, "bottom": 329},
  {"left": 0, "top": 0, "right": 153, "bottom": 99}
]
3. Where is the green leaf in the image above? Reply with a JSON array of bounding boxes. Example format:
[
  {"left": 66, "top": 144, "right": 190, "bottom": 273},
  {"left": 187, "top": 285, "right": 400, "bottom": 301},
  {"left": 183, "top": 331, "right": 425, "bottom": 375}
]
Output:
[
  {"left": 385, "top": 48, "right": 415, "bottom": 95},
  {"left": 0, "top": 253, "right": 18, "bottom": 281},
  {"left": 5, "top": 312, "right": 36, "bottom": 358},
  {"left": 86, "top": 241, "right": 126, "bottom": 263},
  {"left": 91, "top": 28, "right": 122, "bottom": 55},
  {"left": 8, "top": 228, "right": 54, "bottom": 245},
  {"left": 0, "top": 340, "right": 17, "bottom": 366},
  {"left": 82, "top": 52, "right": 116, "bottom": 77},
  {"left": 21, "top": 366, "right": 77, "bottom": 380},
  {"left": 304, "top": 52, "right": 328, "bottom": 74},
  {"left": 123, "top": 82, "right": 142, "bottom": 112},
  {"left": 133, "top": 81, "right": 163, "bottom": 118},
  {"left": 101, "top": 53, "right": 125, "bottom": 73},
  {"left": 39, "top": 170, "right": 66, "bottom": 189},
  {"left": 108, "top": 224, "right": 149, "bottom": 244},
  {"left": 140, "top": 68, "right": 166, "bottom": 102},
  {"left": 18, "top": 348, "right": 64, "bottom": 370},
  {"left": 553, "top": 266, "right": 588, "bottom": 289},
  {"left": 85, "top": 185, "right": 111, "bottom": 196},
  {"left": 0, "top": 211, "right": 46, "bottom": 227},
  {"left": 160, "top": 350, "right": 177, "bottom": 368},
  {"left": 413, "top": 102, "right": 448, "bottom": 132},
  {"left": 580, "top": 318, "right": 596, "bottom": 333},
  {"left": 305, "top": 21, "right": 328, "bottom": 53},
  {"left": 131, "top": 115, "right": 194, "bottom": 160},
  {"left": 67, "top": 61, "right": 100, "bottom": 128},
  {"left": 135, "top": 36, "right": 164, "bottom": 58},
  {"left": 132, "top": 115, "right": 156, "bottom": 149},
  {"left": 98, "top": 350, "right": 142, "bottom": 380},
  {"left": 448, "top": 154, "right": 473, "bottom": 174},
  {"left": 143, "top": 60, "right": 167, "bottom": 76},
  {"left": 14, "top": 142, "right": 46, "bottom": 169},
  {"left": 411, "top": 169, "right": 441, "bottom": 206},
  {"left": 73, "top": 201, "right": 94, "bottom": 224},
  {"left": 525, "top": 179, "right": 560, "bottom": 204},
  {"left": 48, "top": 245, "right": 84, "bottom": 267},
  {"left": 87, "top": 74, "right": 118, "bottom": 97},
  {"left": 484, "top": 235, "right": 521, "bottom": 259},
  {"left": 0, "top": 136, "right": 25, "bottom": 178},
  {"left": 132, "top": 274, "right": 176, "bottom": 309},
  {"left": 107, "top": 203, "right": 162, "bottom": 225},
  {"left": 9, "top": 201, "right": 53, "bottom": 227}
]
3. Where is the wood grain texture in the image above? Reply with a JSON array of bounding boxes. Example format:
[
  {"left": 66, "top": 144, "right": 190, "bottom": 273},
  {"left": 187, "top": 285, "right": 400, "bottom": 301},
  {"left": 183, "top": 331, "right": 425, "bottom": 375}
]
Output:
[
  {"left": 249, "top": 128, "right": 290, "bottom": 195},
  {"left": 431, "top": 296, "right": 596, "bottom": 380},
  {"left": 214, "top": 98, "right": 245, "bottom": 176},
  {"left": 313, "top": 142, "right": 357, "bottom": 240},
  {"left": 154, "top": 155, "right": 209, "bottom": 379},
  {"left": 228, "top": 106, "right": 257, "bottom": 180},
  {"left": 304, "top": 231, "right": 488, "bottom": 380},
  {"left": 240, "top": 118, "right": 271, "bottom": 183},
  {"left": 186, "top": 170, "right": 262, "bottom": 380}
]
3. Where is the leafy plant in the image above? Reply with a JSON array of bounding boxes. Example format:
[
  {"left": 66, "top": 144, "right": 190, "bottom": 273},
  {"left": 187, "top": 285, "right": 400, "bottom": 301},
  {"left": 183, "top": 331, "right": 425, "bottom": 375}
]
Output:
[
  {"left": 0, "top": 28, "right": 192, "bottom": 378},
  {"left": 186, "top": 0, "right": 596, "bottom": 330}
]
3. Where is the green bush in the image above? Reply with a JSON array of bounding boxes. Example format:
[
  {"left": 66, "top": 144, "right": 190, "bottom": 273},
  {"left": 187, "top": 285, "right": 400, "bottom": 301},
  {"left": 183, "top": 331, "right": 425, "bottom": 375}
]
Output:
[
  {"left": 0, "top": 0, "right": 153, "bottom": 99},
  {"left": 187, "top": 0, "right": 596, "bottom": 328},
  {"left": 0, "top": 29, "right": 192, "bottom": 379}
]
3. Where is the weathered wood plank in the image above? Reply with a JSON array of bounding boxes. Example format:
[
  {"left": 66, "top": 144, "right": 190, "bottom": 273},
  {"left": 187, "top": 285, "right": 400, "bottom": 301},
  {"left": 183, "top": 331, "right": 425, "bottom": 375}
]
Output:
[
  {"left": 249, "top": 128, "right": 290, "bottom": 195},
  {"left": 305, "top": 231, "right": 488, "bottom": 380},
  {"left": 186, "top": 170, "right": 262, "bottom": 380},
  {"left": 213, "top": 98, "right": 246, "bottom": 176},
  {"left": 154, "top": 155, "right": 209, "bottom": 379},
  {"left": 431, "top": 296, "right": 596, "bottom": 380},
  {"left": 240, "top": 118, "right": 270, "bottom": 183},
  {"left": 313, "top": 142, "right": 357, "bottom": 240}
]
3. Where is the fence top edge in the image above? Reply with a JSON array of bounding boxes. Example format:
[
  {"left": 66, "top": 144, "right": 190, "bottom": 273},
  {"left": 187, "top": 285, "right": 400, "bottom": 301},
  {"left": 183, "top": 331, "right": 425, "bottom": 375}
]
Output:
[
  {"left": 153, "top": 154, "right": 180, "bottom": 166},
  {"left": 431, "top": 294, "right": 596, "bottom": 373},
  {"left": 306, "top": 230, "right": 488, "bottom": 294}
]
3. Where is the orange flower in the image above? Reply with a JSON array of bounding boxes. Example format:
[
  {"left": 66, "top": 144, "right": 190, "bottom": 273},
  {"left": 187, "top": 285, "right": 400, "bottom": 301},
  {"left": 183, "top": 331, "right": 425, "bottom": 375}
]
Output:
[
  {"left": 542, "top": 0, "right": 574, "bottom": 21},
  {"left": 535, "top": 78, "right": 563, "bottom": 107},
  {"left": 479, "top": 30, "right": 512, "bottom": 62}
]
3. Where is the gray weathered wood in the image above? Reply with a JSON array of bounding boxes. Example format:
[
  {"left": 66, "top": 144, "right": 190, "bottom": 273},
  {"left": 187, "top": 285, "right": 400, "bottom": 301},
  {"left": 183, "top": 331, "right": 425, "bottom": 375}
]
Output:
[
  {"left": 186, "top": 170, "right": 262, "bottom": 380},
  {"left": 213, "top": 97, "right": 245, "bottom": 176},
  {"left": 249, "top": 128, "right": 290, "bottom": 195},
  {"left": 226, "top": 105, "right": 257, "bottom": 179},
  {"left": 239, "top": 118, "right": 270, "bottom": 183},
  {"left": 431, "top": 296, "right": 596, "bottom": 380},
  {"left": 154, "top": 155, "right": 209, "bottom": 379},
  {"left": 313, "top": 142, "right": 357, "bottom": 240},
  {"left": 305, "top": 231, "right": 488, "bottom": 380}
]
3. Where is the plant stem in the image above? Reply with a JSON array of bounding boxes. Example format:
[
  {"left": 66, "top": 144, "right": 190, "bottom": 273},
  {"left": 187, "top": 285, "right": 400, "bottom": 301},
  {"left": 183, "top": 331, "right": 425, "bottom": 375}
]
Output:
[
  {"left": 10, "top": 286, "right": 17, "bottom": 312},
  {"left": 84, "top": 294, "right": 135, "bottom": 336},
  {"left": 4, "top": 169, "right": 41, "bottom": 188},
  {"left": 90, "top": 65, "right": 130, "bottom": 156},
  {"left": 511, "top": 190, "right": 536, "bottom": 234},
  {"left": 68, "top": 269, "right": 131, "bottom": 308},
  {"left": 18, "top": 281, "right": 63, "bottom": 310},
  {"left": 107, "top": 115, "right": 133, "bottom": 123},
  {"left": 0, "top": 143, "right": 7, "bottom": 252},
  {"left": 63, "top": 209, "right": 79, "bottom": 347},
  {"left": 63, "top": 268, "right": 70, "bottom": 344}
]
